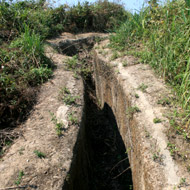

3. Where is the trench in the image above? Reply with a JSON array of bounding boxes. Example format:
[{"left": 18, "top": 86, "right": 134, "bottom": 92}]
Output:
[{"left": 63, "top": 74, "right": 133, "bottom": 190}]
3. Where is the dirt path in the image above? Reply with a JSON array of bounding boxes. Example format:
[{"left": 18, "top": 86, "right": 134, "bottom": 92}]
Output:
[{"left": 0, "top": 44, "right": 84, "bottom": 189}]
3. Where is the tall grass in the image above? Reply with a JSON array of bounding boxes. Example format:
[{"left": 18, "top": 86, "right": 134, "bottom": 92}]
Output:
[
  {"left": 110, "top": 0, "right": 190, "bottom": 135},
  {"left": 111, "top": 0, "right": 190, "bottom": 107}
]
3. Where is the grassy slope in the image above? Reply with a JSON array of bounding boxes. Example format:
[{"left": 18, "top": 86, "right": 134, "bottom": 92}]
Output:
[{"left": 110, "top": 0, "right": 190, "bottom": 171}]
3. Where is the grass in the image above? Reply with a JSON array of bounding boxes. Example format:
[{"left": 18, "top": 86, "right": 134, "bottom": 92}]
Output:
[
  {"left": 157, "top": 98, "right": 171, "bottom": 106},
  {"left": 0, "top": 25, "right": 52, "bottom": 129},
  {"left": 167, "top": 142, "right": 178, "bottom": 157},
  {"left": 50, "top": 112, "right": 63, "bottom": 136},
  {"left": 68, "top": 112, "right": 78, "bottom": 125},
  {"left": 126, "top": 106, "right": 141, "bottom": 119},
  {"left": 15, "top": 171, "right": 24, "bottom": 185},
  {"left": 110, "top": 51, "right": 119, "bottom": 61},
  {"left": 135, "top": 94, "right": 139, "bottom": 98},
  {"left": 153, "top": 118, "right": 162, "bottom": 124},
  {"left": 110, "top": 0, "right": 190, "bottom": 141},
  {"left": 34, "top": 150, "right": 46, "bottom": 159},
  {"left": 138, "top": 83, "right": 148, "bottom": 92}
]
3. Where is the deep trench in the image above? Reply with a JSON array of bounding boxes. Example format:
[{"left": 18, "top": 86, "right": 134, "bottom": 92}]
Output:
[
  {"left": 61, "top": 39, "right": 133, "bottom": 189},
  {"left": 63, "top": 75, "right": 133, "bottom": 190}
]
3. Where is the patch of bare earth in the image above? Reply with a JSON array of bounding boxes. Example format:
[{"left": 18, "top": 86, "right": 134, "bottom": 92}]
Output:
[{"left": 0, "top": 44, "right": 84, "bottom": 189}]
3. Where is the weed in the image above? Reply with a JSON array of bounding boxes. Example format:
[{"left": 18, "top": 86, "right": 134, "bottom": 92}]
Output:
[
  {"left": 157, "top": 98, "right": 171, "bottom": 106},
  {"left": 110, "top": 0, "right": 190, "bottom": 134},
  {"left": 34, "top": 150, "right": 46, "bottom": 159},
  {"left": 145, "top": 130, "right": 151, "bottom": 138},
  {"left": 115, "top": 69, "right": 120, "bottom": 74},
  {"left": 135, "top": 94, "right": 139, "bottom": 98},
  {"left": 62, "top": 87, "right": 70, "bottom": 95},
  {"left": 15, "top": 171, "right": 24, "bottom": 185},
  {"left": 19, "top": 147, "right": 25, "bottom": 155},
  {"left": 126, "top": 106, "right": 141, "bottom": 118},
  {"left": 178, "top": 178, "right": 187, "bottom": 188},
  {"left": 187, "top": 164, "right": 190, "bottom": 172},
  {"left": 58, "top": 86, "right": 79, "bottom": 105},
  {"left": 50, "top": 112, "right": 63, "bottom": 136},
  {"left": 138, "top": 83, "right": 148, "bottom": 92},
  {"left": 73, "top": 71, "right": 80, "bottom": 80},
  {"left": 167, "top": 143, "right": 177, "bottom": 157},
  {"left": 122, "top": 61, "right": 128, "bottom": 67},
  {"left": 0, "top": 150, "right": 4, "bottom": 157},
  {"left": 110, "top": 51, "right": 119, "bottom": 61},
  {"left": 63, "top": 95, "right": 79, "bottom": 105},
  {"left": 65, "top": 55, "right": 78, "bottom": 70},
  {"left": 152, "top": 152, "right": 163, "bottom": 164},
  {"left": 152, "top": 153, "right": 159, "bottom": 161},
  {"left": 153, "top": 118, "right": 162, "bottom": 124},
  {"left": 68, "top": 112, "right": 78, "bottom": 125}
]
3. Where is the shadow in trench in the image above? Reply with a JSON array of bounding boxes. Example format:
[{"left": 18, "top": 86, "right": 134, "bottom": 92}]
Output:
[{"left": 63, "top": 83, "right": 133, "bottom": 190}]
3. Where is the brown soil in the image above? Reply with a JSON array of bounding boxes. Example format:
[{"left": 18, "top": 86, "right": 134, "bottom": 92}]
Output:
[{"left": 0, "top": 44, "right": 84, "bottom": 189}]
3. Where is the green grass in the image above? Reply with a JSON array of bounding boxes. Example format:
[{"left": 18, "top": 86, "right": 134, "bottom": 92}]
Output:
[
  {"left": 68, "top": 112, "right": 78, "bottom": 125},
  {"left": 126, "top": 106, "right": 141, "bottom": 119},
  {"left": 50, "top": 112, "right": 63, "bottom": 136},
  {"left": 153, "top": 118, "right": 162, "bottom": 124},
  {"left": 34, "top": 150, "right": 46, "bottom": 159},
  {"left": 138, "top": 83, "right": 148, "bottom": 92},
  {"left": 0, "top": 25, "right": 52, "bottom": 128},
  {"left": 110, "top": 0, "right": 190, "bottom": 132},
  {"left": 15, "top": 171, "right": 24, "bottom": 185}
]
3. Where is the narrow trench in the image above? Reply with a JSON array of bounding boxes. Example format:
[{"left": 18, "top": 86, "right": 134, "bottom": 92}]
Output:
[
  {"left": 84, "top": 78, "right": 133, "bottom": 190},
  {"left": 62, "top": 41, "right": 133, "bottom": 189},
  {"left": 63, "top": 75, "right": 133, "bottom": 190}
]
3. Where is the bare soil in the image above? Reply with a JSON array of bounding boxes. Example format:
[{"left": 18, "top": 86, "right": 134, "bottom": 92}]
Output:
[{"left": 0, "top": 44, "right": 84, "bottom": 190}]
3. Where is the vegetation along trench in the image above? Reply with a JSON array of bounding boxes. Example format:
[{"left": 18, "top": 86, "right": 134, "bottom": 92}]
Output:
[{"left": 2, "top": 0, "right": 190, "bottom": 189}]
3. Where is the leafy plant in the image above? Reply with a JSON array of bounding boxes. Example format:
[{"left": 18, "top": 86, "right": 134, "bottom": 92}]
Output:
[{"left": 63, "top": 95, "right": 79, "bottom": 105}]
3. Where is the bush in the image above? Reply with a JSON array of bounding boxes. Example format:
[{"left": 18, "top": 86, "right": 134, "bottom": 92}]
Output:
[{"left": 0, "top": 25, "right": 52, "bottom": 128}]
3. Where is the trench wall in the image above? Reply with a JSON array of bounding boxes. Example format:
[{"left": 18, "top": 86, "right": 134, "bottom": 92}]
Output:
[{"left": 93, "top": 51, "right": 169, "bottom": 190}]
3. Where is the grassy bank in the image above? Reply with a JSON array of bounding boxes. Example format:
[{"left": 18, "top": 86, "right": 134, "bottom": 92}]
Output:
[
  {"left": 110, "top": 0, "right": 190, "bottom": 171},
  {"left": 110, "top": 0, "right": 190, "bottom": 137}
]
